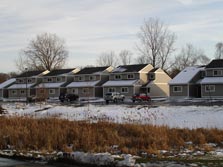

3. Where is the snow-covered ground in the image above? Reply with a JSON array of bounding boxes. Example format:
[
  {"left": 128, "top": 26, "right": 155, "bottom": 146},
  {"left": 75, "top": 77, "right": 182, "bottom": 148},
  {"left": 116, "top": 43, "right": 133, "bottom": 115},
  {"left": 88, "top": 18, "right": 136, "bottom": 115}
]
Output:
[{"left": 2, "top": 102, "right": 223, "bottom": 129}]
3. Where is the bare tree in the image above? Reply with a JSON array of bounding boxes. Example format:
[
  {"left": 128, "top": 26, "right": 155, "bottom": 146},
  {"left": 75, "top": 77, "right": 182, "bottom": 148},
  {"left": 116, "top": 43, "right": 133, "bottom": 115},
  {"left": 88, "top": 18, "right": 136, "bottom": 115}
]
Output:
[
  {"left": 137, "top": 18, "right": 176, "bottom": 68},
  {"left": 119, "top": 50, "right": 132, "bottom": 65},
  {"left": 96, "top": 51, "right": 118, "bottom": 67},
  {"left": 16, "top": 32, "right": 68, "bottom": 71},
  {"left": 173, "top": 44, "right": 210, "bottom": 71},
  {"left": 215, "top": 42, "right": 223, "bottom": 59}
]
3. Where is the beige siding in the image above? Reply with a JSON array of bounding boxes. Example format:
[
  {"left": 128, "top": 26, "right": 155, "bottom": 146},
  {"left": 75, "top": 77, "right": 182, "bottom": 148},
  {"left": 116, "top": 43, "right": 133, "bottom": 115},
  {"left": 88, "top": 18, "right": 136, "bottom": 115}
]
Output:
[{"left": 149, "top": 83, "right": 169, "bottom": 97}]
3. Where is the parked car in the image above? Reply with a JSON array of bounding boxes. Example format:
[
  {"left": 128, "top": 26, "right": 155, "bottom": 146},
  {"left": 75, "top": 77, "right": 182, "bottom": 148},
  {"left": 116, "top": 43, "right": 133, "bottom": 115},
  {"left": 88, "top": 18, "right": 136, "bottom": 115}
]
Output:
[
  {"left": 104, "top": 92, "right": 125, "bottom": 104},
  {"left": 59, "top": 93, "right": 79, "bottom": 102},
  {"left": 132, "top": 93, "right": 151, "bottom": 102}
]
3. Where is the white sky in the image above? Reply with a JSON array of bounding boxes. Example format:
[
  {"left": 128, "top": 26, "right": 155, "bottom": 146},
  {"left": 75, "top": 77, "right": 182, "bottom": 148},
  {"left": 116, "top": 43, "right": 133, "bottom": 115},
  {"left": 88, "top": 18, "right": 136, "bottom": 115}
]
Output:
[{"left": 0, "top": 0, "right": 223, "bottom": 73}]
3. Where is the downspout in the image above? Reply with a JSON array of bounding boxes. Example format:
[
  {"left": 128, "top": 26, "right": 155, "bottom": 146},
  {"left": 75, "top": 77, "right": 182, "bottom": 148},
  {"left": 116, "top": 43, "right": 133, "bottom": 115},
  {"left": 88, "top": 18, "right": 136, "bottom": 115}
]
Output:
[{"left": 187, "top": 83, "right": 190, "bottom": 98}]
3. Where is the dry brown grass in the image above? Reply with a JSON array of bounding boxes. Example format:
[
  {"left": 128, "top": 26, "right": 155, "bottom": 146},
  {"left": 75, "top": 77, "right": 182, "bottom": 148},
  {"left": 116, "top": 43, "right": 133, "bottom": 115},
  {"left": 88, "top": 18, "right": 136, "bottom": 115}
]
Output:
[{"left": 0, "top": 117, "right": 223, "bottom": 154}]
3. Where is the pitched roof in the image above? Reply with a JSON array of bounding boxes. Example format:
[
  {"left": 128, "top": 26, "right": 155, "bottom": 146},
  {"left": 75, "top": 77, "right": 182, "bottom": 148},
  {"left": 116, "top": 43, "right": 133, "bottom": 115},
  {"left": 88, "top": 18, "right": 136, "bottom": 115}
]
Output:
[
  {"left": 16, "top": 70, "right": 46, "bottom": 78},
  {"left": 0, "top": 78, "right": 16, "bottom": 89},
  {"left": 112, "top": 64, "right": 148, "bottom": 73},
  {"left": 206, "top": 59, "right": 223, "bottom": 68},
  {"left": 169, "top": 66, "right": 204, "bottom": 85},
  {"left": 44, "top": 68, "right": 76, "bottom": 76},
  {"left": 76, "top": 66, "right": 109, "bottom": 75},
  {"left": 149, "top": 68, "right": 159, "bottom": 73}
]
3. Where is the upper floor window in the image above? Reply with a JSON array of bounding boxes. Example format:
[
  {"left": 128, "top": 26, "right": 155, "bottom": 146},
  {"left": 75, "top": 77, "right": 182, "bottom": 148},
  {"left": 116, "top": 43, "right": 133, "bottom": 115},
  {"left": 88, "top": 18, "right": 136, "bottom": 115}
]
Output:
[
  {"left": 89, "top": 76, "right": 96, "bottom": 81},
  {"left": 17, "top": 79, "right": 23, "bottom": 84},
  {"left": 127, "top": 74, "right": 134, "bottom": 79},
  {"left": 78, "top": 76, "right": 83, "bottom": 81},
  {"left": 20, "top": 90, "right": 25, "bottom": 94},
  {"left": 57, "top": 77, "right": 61, "bottom": 82},
  {"left": 47, "top": 78, "right": 52, "bottom": 82},
  {"left": 173, "top": 86, "right": 182, "bottom": 93},
  {"left": 149, "top": 73, "right": 155, "bottom": 80},
  {"left": 27, "top": 79, "right": 32, "bottom": 83},
  {"left": 213, "top": 70, "right": 222, "bottom": 76},
  {"left": 115, "top": 75, "right": 122, "bottom": 80}
]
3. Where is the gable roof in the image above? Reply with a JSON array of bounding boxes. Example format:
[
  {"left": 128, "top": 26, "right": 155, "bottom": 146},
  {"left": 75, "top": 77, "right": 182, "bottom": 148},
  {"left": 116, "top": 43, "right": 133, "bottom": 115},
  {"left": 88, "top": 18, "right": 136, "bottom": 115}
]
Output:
[
  {"left": 0, "top": 78, "right": 16, "bottom": 89},
  {"left": 169, "top": 66, "right": 204, "bottom": 85},
  {"left": 16, "top": 70, "right": 46, "bottom": 78},
  {"left": 149, "top": 68, "right": 159, "bottom": 73},
  {"left": 206, "top": 59, "right": 223, "bottom": 68},
  {"left": 44, "top": 68, "right": 76, "bottom": 76},
  {"left": 76, "top": 66, "right": 109, "bottom": 75},
  {"left": 112, "top": 64, "right": 149, "bottom": 73}
]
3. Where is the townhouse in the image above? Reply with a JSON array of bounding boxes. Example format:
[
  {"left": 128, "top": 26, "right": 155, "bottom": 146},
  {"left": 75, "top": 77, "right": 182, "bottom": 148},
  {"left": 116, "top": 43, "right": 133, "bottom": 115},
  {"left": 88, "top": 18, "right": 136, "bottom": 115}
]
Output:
[
  {"left": 102, "top": 64, "right": 154, "bottom": 98},
  {"left": 66, "top": 66, "right": 113, "bottom": 98},
  {"left": 7, "top": 70, "right": 49, "bottom": 99},
  {"left": 0, "top": 78, "right": 16, "bottom": 100},
  {"left": 169, "top": 66, "right": 205, "bottom": 98},
  {"left": 141, "top": 68, "right": 172, "bottom": 97},
  {"left": 35, "top": 68, "right": 79, "bottom": 99},
  {"left": 200, "top": 59, "right": 223, "bottom": 98}
]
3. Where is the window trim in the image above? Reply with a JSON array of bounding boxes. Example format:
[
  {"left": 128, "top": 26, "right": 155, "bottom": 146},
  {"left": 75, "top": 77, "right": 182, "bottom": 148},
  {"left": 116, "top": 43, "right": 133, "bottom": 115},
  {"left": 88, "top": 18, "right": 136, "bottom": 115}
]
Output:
[
  {"left": 49, "top": 89, "right": 55, "bottom": 94},
  {"left": 121, "top": 87, "right": 129, "bottom": 93},
  {"left": 20, "top": 90, "right": 25, "bottom": 95},
  {"left": 173, "top": 86, "right": 182, "bottom": 93},
  {"left": 127, "top": 74, "right": 134, "bottom": 79},
  {"left": 205, "top": 85, "right": 215, "bottom": 92},
  {"left": 12, "top": 90, "right": 17, "bottom": 95},
  {"left": 114, "top": 75, "right": 122, "bottom": 80},
  {"left": 108, "top": 87, "right": 116, "bottom": 93},
  {"left": 213, "top": 70, "right": 222, "bottom": 76}
]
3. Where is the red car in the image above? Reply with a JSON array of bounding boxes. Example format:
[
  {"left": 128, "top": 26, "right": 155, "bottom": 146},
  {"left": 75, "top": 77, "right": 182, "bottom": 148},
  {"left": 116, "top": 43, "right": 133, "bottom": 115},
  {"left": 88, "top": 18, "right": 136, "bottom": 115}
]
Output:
[{"left": 132, "top": 93, "right": 151, "bottom": 102}]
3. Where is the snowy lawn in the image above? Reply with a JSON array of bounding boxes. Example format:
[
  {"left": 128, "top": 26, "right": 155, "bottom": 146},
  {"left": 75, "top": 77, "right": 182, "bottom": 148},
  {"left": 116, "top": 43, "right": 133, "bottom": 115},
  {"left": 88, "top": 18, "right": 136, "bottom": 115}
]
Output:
[{"left": 2, "top": 102, "right": 223, "bottom": 129}]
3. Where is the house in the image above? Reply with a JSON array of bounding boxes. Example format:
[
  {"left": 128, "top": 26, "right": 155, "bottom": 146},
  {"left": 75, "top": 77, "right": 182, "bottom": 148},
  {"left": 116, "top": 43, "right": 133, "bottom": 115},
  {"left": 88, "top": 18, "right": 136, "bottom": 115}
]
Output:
[
  {"left": 141, "top": 68, "right": 172, "bottom": 97},
  {"left": 169, "top": 66, "right": 205, "bottom": 98},
  {"left": 66, "top": 66, "right": 113, "bottom": 98},
  {"left": 7, "top": 70, "right": 49, "bottom": 99},
  {"left": 35, "top": 68, "right": 80, "bottom": 99},
  {"left": 0, "top": 78, "right": 16, "bottom": 100},
  {"left": 200, "top": 59, "right": 223, "bottom": 98},
  {"left": 103, "top": 64, "right": 153, "bottom": 98}
]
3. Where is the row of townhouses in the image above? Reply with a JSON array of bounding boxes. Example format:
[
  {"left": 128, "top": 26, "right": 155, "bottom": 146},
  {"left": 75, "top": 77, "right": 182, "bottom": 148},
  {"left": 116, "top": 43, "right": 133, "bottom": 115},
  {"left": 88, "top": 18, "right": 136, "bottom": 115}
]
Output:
[
  {"left": 0, "top": 64, "right": 171, "bottom": 100},
  {"left": 169, "top": 59, "right": 223, "bottom": 98}
]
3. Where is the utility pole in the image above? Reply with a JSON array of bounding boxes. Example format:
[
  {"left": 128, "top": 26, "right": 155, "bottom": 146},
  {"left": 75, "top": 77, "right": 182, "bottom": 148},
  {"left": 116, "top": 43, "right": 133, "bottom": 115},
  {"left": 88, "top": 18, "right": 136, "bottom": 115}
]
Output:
[{"left": 25, "top": 68, "right": 28, "bottom": 104}]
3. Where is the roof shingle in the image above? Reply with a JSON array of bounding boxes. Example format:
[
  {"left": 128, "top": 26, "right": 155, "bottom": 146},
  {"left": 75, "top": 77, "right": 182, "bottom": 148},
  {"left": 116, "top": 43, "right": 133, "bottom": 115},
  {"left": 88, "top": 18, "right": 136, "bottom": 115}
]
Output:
[{"left": 206, "top": 59, "right": 223, "bottom": 68}]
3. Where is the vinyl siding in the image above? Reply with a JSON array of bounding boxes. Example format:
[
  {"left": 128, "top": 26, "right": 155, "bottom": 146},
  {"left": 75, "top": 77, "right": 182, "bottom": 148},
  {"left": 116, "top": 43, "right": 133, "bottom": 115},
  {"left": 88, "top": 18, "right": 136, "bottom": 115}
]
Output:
[
  {"left": 201, "top": 84, "right": 223, "bottom": 97},
  {"left": 169, "top": 85, "right": 188, "bottom": 97}
]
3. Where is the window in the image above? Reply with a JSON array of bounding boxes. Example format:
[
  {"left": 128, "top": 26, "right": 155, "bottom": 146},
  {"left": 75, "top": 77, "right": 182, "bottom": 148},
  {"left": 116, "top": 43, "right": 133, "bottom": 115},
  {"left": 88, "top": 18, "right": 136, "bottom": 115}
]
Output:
[
  {"left": 108, "top": 88, "right": 116, "bottom": 93},
  {"left": 121, "top": 87, "right": 128, "bottom": 93},
  {"left": 149, "top": 73, "right": 155, "bottom": 80},
  {"left": 12, "top": 90, "right": 17, "bottom": 95},
  {"left": 205, "top": 85, "right": 215, "bottom": 92},
  {"left": 78, "top": 76, "right": 83, "bottom": 81},
  {"left": 17, "top": 79, "right": 23, "bottom": 83},
  {"left": 147, "top": 88, "right": 150, "bottom": 93},
  {"left": 213, "top": 70, "right": 222, "bottom": 76},
  {"left": 72, "top": 88, "right": 78, "bottom": 94},
  {"left": 27, "top": 79, "right": 32, "bottom": 83},
  {"left": 20, "top": 90, "right": 25, "bottom": 94},
  {"left": 82, "top": 88, "right": 89, "bottom": 94},
  {"left": 89, "top": 76, "right": 96, "bottom": 81},
  {"left": 57, "top": 77, "right": 61, "bottom": 82},
  {"left": 127, "top": 74, "right": 134, "bottom": 79},
  {"left": 49, "top": 89, "right": 55, "bottom": 94},
  {"left": 173, "top": 86, "right": 182, "bottom": 92},
  {"left": 115, "top": 75, "right": 121, "bottom": 80},
  {"left": 47, "top": 78, "right": 52, "bottom": 82}
]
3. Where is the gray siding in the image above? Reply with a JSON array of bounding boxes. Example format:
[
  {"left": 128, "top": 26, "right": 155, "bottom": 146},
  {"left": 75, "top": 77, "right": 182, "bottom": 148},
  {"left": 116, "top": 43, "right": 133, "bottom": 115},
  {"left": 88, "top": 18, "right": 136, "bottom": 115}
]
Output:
[
  {"left": 8, "top": 89, "right": 30, "bottom": 98},
  {"left": 169, "top": 85, "right": 188, "bottom": 97},
  {"left": 103, "top": 86, "right": 135, "bottom": 98},
  {"left": 201, "top": 84, "right": 223, "bottom": 97}
]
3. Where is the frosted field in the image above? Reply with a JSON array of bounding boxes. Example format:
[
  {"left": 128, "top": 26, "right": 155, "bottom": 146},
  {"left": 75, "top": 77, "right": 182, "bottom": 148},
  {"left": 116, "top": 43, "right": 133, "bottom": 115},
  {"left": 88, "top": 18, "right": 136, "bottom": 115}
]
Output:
[{"left": 2, "top": 102, "right": 223, "bottom": 129}]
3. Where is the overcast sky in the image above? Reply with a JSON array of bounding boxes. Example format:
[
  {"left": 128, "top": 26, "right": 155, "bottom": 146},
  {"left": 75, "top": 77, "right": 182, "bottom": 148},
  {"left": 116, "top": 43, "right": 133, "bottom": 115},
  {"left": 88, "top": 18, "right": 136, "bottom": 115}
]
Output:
[{"left": 0, "top": 0, "right": 223, "bottom": 73}]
